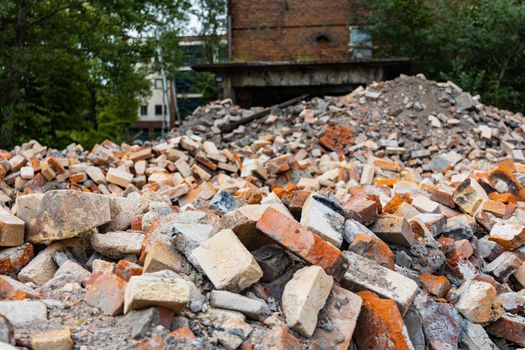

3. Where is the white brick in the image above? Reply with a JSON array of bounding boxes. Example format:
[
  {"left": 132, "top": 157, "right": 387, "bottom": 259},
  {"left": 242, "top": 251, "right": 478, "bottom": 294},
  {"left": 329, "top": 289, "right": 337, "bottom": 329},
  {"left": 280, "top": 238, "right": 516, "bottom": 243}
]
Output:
[
  {"left": 192, "top": 229, "right": 263, "bottom": 292},
  {"left": 282, "top": 265, "right": 333, "bottom": 337},
  {"left": 300, "top": 194, "right": 344, "bottom": 247}
]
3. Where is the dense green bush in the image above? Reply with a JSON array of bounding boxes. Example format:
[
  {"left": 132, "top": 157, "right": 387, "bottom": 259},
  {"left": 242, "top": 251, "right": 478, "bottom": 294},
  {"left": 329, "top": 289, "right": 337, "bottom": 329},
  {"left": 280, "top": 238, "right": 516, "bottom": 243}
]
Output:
[
  {"left": 0, "top": 0, "right": 190, "bottom": 149},
  {"left": 365, "top": 0, "right": 525, "bottom": 112}
]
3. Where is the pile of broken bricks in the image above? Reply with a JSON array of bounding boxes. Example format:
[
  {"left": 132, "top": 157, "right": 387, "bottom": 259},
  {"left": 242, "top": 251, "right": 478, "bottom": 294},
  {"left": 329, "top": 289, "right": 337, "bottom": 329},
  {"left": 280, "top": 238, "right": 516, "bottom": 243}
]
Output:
[{"left": 1, "top": 75, "right": 525, "bottom": 349}]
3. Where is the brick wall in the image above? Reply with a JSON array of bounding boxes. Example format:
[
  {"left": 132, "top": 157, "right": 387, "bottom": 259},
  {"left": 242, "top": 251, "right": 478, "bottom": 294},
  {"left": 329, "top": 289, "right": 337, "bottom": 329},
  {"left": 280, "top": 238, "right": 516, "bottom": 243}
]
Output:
[{"left": 229, "top": 0, "right": 364, "bottom": 62}]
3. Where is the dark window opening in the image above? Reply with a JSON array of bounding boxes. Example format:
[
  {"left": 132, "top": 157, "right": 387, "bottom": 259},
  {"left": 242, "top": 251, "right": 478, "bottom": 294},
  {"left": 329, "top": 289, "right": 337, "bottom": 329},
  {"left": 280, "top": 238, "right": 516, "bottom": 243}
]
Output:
[
  {"left": 140, "top": 105, "right": 148, "bottom": 116},
  {"left": 316, "top": 35, "right": 331, "bottom": 44},
  {"left": 155, "top": 104, "right": 163, "bottom": 116}
]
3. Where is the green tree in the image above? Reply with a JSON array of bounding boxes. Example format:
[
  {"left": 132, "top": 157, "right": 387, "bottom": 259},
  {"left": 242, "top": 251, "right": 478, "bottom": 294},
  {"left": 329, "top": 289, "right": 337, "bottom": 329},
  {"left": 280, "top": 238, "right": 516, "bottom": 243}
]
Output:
[
  {"left": 194, "top": 0, "right": 227, "bottom": 64},
  {"left": 0, "top": 0, "right": 191, "bottom": 149},
  {"left": 364, "top": 0, "right": 525, "bottom": 112}
]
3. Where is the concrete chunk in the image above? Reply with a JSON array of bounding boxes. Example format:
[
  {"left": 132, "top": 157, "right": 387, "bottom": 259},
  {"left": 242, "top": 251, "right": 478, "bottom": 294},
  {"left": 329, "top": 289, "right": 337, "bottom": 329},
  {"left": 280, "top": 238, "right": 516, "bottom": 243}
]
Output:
[
  {"left": 18, "top": 239, "right": 84, "bottom": 285},
  {"left": 90, "top": 231, "right": 143, "bottom": 259},
  {"left": 0, "top": 300, "right": 47, "bottom": 325},
  {"left": 370, "top": 215, "right": 417, "bottom": 247},
  {"left": 210, "top": 290, "right": 268, "bottom": 320},
  {"left": 461, "top": 322, "right": 498, "bottom": 349},
  {"left": 411, "top": 195, "right": 440, "bottom": 214}
]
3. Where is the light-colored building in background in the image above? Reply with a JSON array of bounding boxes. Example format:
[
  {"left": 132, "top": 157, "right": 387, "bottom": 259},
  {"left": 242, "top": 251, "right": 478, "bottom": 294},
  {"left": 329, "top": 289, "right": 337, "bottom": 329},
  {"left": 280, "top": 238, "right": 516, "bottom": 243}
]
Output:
[{"left": 132, "top": 36, "right": 227, "bottom": 140}]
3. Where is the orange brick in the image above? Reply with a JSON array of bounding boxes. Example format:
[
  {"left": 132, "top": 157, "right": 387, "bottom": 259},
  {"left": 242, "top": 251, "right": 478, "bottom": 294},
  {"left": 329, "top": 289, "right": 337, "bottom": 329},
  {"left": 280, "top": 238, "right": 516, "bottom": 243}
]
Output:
[
  {"left": 481, "top": 200, "right": 506, "bottom": 217},
  {"left": 499, "top": 158, "right": 516, "bottom": 173},
  {"left": 69, "top": 172, "right": 87, "bottom": 183},
  {"left": 515, "top": 163, "right": 525, "bottom": 173},
  {"left": 384, "top": 193, "right": 413, "bottom": 214},
  {"left": 431, "top": 187, "right": 456, "bottom": 208},
  {"left": 489, "top": 192, "right": 519, "bottom": 204},
  {"left": 84, "top": 272, "right": 127, "bottom": 316},
  {"left": 419, "top": 273, "right": 451, "bottom": 298},
  {"left": 0, "top": 275, "right": 41, "bottom": 300},
  {"left": 372, "top": 159, "right": 401, "bottom": 172},
  {"left": 349, "top": 233, "right": 395, "bottom": 270},
  {"left": 195, "top": 154, "right": 218, "bottom": 171},
  {"left": 256, "top": 208, "right": 343, "bottom": 275},
  {"left": 354, "top": 291, "right": 413, "bottom": 350},
  {"left": 342, "top": 196, "right": 378, "bottom": 226},
  {"left": 374, "top": 178, "right": 398, "bottom": 187},
  {"left": 114, "top": 260, "right": 143, "bottom": 282},
  {"left": 47, "top": 156, "right": 66, "bottom": 174},
  {"left": 452, "top": 239, "right": 473, "bottom": 259},
  {"left": 0, "top": 243, "right": 34, "bottom": 275},
  {"left": 168, "top": 326, "right": 196, "bottom": 340},
  {"left": 488, "top": 166, "right": 524, "bottom": 199},
  {"left": 236, "top": 189, "right": 263, "bottom": 204}
]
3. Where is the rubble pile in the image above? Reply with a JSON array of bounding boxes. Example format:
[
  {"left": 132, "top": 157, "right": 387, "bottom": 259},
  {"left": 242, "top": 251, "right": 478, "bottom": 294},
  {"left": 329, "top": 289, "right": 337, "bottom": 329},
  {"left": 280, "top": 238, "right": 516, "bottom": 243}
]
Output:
[
  {"left": 185, "top": 74, "right": 524, "bottom": 166},
  {"left": 0, "top": 74, "right": 525, "bottom": 349}
]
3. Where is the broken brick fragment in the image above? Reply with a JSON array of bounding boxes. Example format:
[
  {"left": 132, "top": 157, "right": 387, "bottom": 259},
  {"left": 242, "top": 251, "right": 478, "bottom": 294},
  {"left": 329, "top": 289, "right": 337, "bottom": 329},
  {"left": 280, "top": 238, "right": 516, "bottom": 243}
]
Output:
[
  {"left": 0, "top": 243, "right": 34, "bottom": 275},
  {"left": 115, "top": 260, "right": 143, "bottom": 282},
  {"left": 348, "top": 232, "right": 395, "bottom": 269},
  {"left": 419, "top": 273, "right": 451, "bottom": 298},
  {"left": 84, "top": 272, "right": 127, "bottom": 316},
  {"left": 256, "top": 207, "right": 343, "bottom": 275},
  {"left": 0, "top": 275, "right": 41, "bottom": 300},
  {"left": 354, "top": 290, "right": 414, "bottom": 350}
]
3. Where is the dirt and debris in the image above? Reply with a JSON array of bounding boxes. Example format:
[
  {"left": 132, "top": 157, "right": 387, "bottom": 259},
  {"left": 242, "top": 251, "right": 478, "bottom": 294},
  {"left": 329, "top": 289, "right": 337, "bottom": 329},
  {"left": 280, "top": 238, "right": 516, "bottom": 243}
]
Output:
[{"left": 0, "top": 74, "right": 525, "bottom": 349}]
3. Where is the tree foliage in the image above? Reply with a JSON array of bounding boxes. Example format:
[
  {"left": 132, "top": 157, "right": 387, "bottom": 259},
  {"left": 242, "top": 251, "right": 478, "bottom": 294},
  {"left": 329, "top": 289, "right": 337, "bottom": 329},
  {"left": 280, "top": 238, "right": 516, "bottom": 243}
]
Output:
[
  {"left": 0, "top": 0, "right": 190, "bottom": 149},
  {"left": 365, "top": 0, "right": 525, "bottom": 112}
]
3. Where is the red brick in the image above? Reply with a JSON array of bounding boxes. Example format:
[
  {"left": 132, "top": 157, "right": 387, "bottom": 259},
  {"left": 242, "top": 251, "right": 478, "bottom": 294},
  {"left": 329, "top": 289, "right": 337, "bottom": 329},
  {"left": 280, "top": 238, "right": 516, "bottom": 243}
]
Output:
[
  {"left": 256, "top": 207, "right": 342, "bottom": 275},
  {"left": 486, "top": 315, "right": 525, "bottom": 346},
  {"left": 84, "top": 272, "right": 127, "bottom": 316},
  {"left": 342, "top": 196, "right": 378, "bottom": 226}
]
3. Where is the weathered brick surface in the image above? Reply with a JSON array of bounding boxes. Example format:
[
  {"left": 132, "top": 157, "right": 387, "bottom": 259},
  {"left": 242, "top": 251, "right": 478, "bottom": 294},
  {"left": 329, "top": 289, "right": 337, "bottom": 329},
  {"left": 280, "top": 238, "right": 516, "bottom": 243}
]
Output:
[
  {"left": 229, "top": 0, "right": 365, "bottom": 62},
  {"left": 256, "top": 207, "right": 343, "bottom": 275}
]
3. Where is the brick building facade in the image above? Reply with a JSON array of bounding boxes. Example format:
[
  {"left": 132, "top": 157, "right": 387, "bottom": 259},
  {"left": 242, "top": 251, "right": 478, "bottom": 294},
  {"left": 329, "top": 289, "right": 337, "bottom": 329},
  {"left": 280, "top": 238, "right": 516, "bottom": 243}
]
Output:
[
  {"left": 193, "top": 0, "right": 408, "bottom": 107},
  {"left": 229, "top": 0, "right": 364, "bottom": 62}
]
